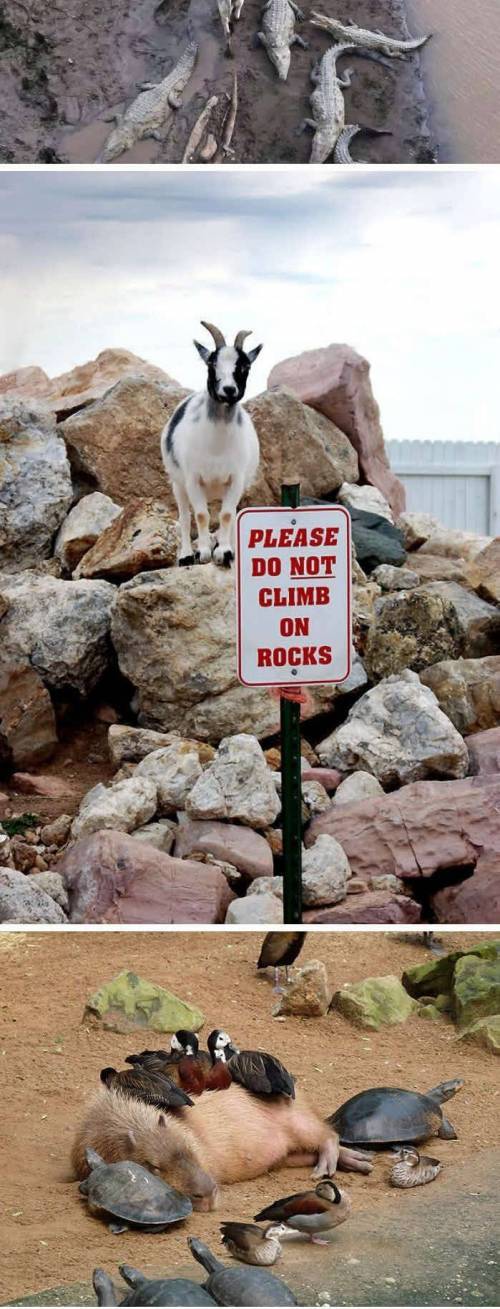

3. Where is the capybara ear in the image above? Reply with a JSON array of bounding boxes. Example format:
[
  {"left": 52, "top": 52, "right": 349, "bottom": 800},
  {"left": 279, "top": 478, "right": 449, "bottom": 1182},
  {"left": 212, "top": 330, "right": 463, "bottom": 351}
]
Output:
[{"left": 124, "top": 1130, "right": 136, "bottom": 1150}]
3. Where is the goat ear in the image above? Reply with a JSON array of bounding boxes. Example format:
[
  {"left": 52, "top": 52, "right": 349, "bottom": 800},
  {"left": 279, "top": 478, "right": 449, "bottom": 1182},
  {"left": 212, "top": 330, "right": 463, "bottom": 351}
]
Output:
[
  {"left": 246, "top": 343, "right": 263, "bottom": 364},
  {"left": 194, "top": 340, "right": 211, "bottom": 363}
]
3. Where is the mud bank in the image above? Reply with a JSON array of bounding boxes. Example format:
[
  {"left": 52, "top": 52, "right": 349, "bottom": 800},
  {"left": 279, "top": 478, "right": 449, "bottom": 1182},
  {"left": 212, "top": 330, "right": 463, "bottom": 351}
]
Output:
[{"left": 0, "top": 0, "right": 433, "bottom": 163}]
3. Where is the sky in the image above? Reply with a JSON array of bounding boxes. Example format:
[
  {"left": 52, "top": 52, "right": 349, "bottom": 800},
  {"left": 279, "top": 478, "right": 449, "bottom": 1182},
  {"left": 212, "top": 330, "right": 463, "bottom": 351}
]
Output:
[{"left": 1, "top": 165, "right": 499, "bottom": 443}]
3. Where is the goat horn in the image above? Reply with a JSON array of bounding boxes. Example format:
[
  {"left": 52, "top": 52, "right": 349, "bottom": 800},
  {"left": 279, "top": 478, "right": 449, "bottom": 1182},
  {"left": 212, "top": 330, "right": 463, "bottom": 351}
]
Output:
[
  {"left": 200, "top": 321, "right": 226, "bottom": 348},
  {"left": 234, "top": 330, "right": 252, "bottom": 350}
]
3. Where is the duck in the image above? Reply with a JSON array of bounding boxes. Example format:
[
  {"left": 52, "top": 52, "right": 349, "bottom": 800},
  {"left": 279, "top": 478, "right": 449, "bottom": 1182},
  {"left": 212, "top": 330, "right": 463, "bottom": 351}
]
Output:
[
  {"left": 257, "top": 932, "right": 307, "bottom": 991},
  {"left": 220, "top": 1221, "right": 288, "bottom": 1265},
  {"left": 99, "top": 1065, "right": 193, "bottom": 1111},
  {"left": 207, "top": 1030, "right": 295, "bottom": 1099},
  {"left": 254, "top": 1181, "right": 351, "bottom": 1244},
  {"left": 389, "top": 1147, "right": 443, "bottom": 1188},
  {"left": 125, "top": 1031, "right": 211, "bottom": 1096}
]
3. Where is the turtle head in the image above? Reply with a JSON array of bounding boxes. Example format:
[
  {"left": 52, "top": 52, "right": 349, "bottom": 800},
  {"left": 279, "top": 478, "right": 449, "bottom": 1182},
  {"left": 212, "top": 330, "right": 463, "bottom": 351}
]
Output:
[
  {"left": 429, "top": 1078, "right": 464, "bottom": 1103},
  {"left": 85, "top": 1146, "right": 105, "bottom": 1171}
]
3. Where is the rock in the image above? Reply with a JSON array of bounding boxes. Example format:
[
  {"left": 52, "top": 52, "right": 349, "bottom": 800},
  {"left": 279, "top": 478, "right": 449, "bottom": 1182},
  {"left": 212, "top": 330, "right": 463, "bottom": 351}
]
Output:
[
  {"left": 135, "top": 743, "right": 203, "bottom": 815},
  {"left": 300, "top": 767, "right": 343, "bottom": 792},
  {"left": 332, "top": 975, "right": 418, "bottom": 1029},
  {"left": 333, "top": 771, "right": 384, "bottom": 806},
  {"left": 274, "top": 961, "right": 332, "bottom": 1017},
  {"left": 10, "top": 773, "right": 72, "bottom": 799},
  {"left": 0, "top": 866, "right": 66, "bottom": 922},
  {"left": 25, "top": 870, "right": 69, "bottom": 912},
  {"left": 431, "top": 852, "right": 500, "bottom": 923},
  {"left": 304, "top": 892, "right": 421, "bottom": 923},
  {"left": 225, "top": 892, "right": 283, "bottom": 924},
  {"left": 407, "top": 554, "right": 469, "bottom": 585},
  {"left": 458, "top": 1015, "right": 500, "bottom": 1054},
  {"left": 54, "top": 492, "right": 121, "bottom": 571},
  {"left": 420, "top": 657, "right": 500, "bottom": 735},
  {"left": 111, "top": 565, "right": 365, "bottom": 742},
  {"left": 267, "top": 344, "right": 404, "bottom": 514},
  {"left": 245, "top": 388, "right": 359, "bottom": 504},
  {"left": 263, "top": 827, "right": 283, "bottom": 857},
  {"left": 0, "top": 572, "right": 115, "bottom": 696},
  {"left": 418, "top": 527, "right": 492, "bottom": 561},
  {"left": 316, "top": 671, "right": 468, "bottom": 786},
  {"left": 174, "top": 815, "right": 273, "bottom": 879},
  {"left": 453, "top": 953, "right": 500, "bottom": 1031},
  {"left": 0, "top": 349, "right": 178, "bottom": 418},
  {"left": 301, "top": 780, "right": 331, "bottom": 818},
  {"left": 83, "top": 969, "right": 204, "bottom": 1034},
  {"left": 71, "top": 776, "right": 158, "bottom": 840},
  {"left": 0, "top": 664, "right": 57, "bottom": 771},
  {"left": 0, "top": 398, "right": 73, "bottom": 568},
  {"left": 371, "top": 564, "right": 419, "bottom": 591},
  {"left": 108, "top": 725, "right": 215, "bottom": 768},
  {"left": 301, "top": 833, "right": 350, "bottom": 907},
  {"left": 60, "top": 830, "right": 234, "bottom": 923},
  {"left": 402, "top": 941, "right": 499, "bottom": 1000},
  {"left": 130, "top": 819, "right": 176, "bottom": 852},
  {"left": 467, "top": 727, "right": 500, "bottom": 776},
  {"left": 249, "top": 875, "right": 284, "bottom": 897},
  {"left": 466, "top": 538, "right": 500, "bottom": 605},
  {"left": 186, "top": 734, "right": 280, "bottom": 829},
  {"left": 397, "top": 513, "right": 440, "bottom": 551},
  {"left": 9, "top": 835, "right": 39, "bottom": 872},
  {"left": 365, "top": 583, "right": 500, "bottom": 681},
  {"left": 60, "top": 378, "right": 188, "bottom": 506},
  {"left": 370, "top": 873, "right": 405, "bottom": 894},
  {"left": 41, "top": 814, "right": 72, "bottom": 848},
  {"left": 342, "top": 506, "right": 406, "bottom": 574},
  {"left": 0, "top": 828, "right": 13, "bottom": 867},
  {"left": 75, "top": 498, "right": 178, "bottom": 580},
  {"left": 338, "top": 482, "right": 393, "bottom": 523},
  {"left": 346, "top": 877, "right": 369, "bottom": 894}
]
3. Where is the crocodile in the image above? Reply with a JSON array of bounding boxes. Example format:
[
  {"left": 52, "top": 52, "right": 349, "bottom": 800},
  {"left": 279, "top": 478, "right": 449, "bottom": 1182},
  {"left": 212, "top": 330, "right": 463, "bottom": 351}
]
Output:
[
  {"left": 257, "top": 0, "right": 308, "bottom": 80},
  {"left": 333, "top": 123, "right": 392, "bottom": 163},
  {"left": 99, "top": 42, "right": 198, "bottom": 162},
  {"left": 310, "top": 13, "right": 431, "bottom": 59},
  {"left": 302, "top": 43, "right": 356, "bottom": 162}
]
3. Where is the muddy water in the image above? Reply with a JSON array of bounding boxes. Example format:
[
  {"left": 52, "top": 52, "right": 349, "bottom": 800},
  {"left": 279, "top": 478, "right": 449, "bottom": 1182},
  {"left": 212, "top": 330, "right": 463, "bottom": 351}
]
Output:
[{"left": 406, "top": 0, "right": 500, "bottom": 161}]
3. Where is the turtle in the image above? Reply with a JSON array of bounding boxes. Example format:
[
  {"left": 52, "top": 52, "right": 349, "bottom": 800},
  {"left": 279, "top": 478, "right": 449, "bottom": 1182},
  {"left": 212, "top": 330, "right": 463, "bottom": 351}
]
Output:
[
  {"left": 80, "top": 1147, "right": 192, "bottom": 1234},
  {"left": 93, "top": 1265, "right": 216, "bottom": 1305},
  {"left": 188, "top": 1237, "right": 297, "bottom": 1306},
  {"left": 328, "top": 1079, "right": 464, "bottom": 1148}
]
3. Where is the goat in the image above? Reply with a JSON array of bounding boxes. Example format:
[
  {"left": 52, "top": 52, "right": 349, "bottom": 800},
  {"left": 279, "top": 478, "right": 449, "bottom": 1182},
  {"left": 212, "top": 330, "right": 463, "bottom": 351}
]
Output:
[{"left": 161, "top": 321, "right": 262, "bottom": 568}]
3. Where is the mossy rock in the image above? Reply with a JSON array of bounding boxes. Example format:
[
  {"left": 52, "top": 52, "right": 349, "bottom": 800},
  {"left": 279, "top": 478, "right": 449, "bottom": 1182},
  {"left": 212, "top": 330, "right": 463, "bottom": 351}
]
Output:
[
  {"left": 418, "top": 1002, "right": 444, "bottom": 1022},
  {"left": 458, "top": 1015, "right": 500, "bottom": 1054},
  {"left": 7, "top": 1286, "right": 93, "bottom": 1306},
  {"left": 333, "top": 974, "right": 418, "bottom": 1030},
  {"left": 453, "top": 955, "right": 500, "bottom": 1031},
  {"left": 83, "top": 970, "right": 204, "bottom": 1034},
  {"left": 402, "top": 941, "right": 500, "bottom": 1000}
]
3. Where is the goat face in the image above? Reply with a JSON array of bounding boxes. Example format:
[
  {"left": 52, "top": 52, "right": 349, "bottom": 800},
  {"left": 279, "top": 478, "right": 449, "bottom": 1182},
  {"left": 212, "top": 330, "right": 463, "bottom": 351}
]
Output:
[{"left": 194, "top": 341, "right": 263, "bottom": 406}]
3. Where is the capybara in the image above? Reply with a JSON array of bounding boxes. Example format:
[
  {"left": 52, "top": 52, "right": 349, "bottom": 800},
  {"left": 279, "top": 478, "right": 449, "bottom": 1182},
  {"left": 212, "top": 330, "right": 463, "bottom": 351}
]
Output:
[{"left": 71, "top": 1083, "right": 340, "bottom": 1209}]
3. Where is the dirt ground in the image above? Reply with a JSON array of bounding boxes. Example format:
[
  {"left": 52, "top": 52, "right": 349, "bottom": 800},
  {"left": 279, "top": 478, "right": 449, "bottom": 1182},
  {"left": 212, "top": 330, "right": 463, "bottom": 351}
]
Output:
[
  {"left": 0, "top": 929, "right": 497, "bottom": 1303},
  {"left": 0, "top": 0, "right": 433, "bottom": 163}
]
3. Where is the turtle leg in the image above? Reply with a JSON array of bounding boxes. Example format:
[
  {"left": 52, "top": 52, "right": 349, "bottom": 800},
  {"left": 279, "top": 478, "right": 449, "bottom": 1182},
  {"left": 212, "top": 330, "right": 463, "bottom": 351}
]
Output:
[
  {"left": 438, "top": 1117, "right": 457, "bottom": 1140},
  {"left": 337, "top": 1146, "right": 374, "bottom": 1174},
  {"left": 109, "top": 1220, "right": 129, "bottom": 1234}
]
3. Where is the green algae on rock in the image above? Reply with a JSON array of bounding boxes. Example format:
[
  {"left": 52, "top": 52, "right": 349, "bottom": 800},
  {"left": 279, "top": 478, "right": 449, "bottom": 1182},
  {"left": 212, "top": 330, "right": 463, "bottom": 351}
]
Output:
[
  {"left": 83, "top": 970, "right": 204, "bottom": 1034},
  {"left": 332, "top": 974, "right": 418, "bottom": 1030}
]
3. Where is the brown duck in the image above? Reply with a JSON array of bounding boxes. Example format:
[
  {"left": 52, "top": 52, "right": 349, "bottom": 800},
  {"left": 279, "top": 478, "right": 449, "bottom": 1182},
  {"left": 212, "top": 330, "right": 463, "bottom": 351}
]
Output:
[
  {"left": 254, "top": 1180, "right": 351, "bottom": 1243},
  {"left": 220, "top": 1221, "right": 288, "bottom": 1265},
  {"left": 390, "top": 1147, "right": 443, "bottom": 1187},
  {"left": 99, "top": 1066, "right": 193, "bottom": 1111}
]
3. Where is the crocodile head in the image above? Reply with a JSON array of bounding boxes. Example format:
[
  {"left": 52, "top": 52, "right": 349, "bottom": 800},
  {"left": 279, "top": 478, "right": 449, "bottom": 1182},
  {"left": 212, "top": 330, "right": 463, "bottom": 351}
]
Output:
[
  {"left": 99, "top": 123, "right": 136, "bottom": 163},
  {"left": 268, "top": 40, "right": 291, "bottom": 80}
]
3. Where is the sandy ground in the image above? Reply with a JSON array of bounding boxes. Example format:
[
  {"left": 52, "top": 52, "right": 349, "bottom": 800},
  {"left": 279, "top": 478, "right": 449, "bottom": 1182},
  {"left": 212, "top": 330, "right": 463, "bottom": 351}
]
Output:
[
  {"left": 0, "top": 0, "right": 432, "bottom": 163},
  {"left": 0, "top": 929, "right": 497, "bottom": 1303}
]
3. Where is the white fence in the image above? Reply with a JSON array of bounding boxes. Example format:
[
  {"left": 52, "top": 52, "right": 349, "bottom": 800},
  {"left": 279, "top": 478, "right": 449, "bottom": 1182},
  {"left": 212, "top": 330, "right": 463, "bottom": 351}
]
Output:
[{"left": 386, "top": 440, "right": 500, "bottom": 536}]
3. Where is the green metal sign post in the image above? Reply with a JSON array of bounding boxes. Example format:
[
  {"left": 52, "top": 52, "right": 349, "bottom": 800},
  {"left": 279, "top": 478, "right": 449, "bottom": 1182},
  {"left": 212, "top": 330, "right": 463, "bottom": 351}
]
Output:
[{"left": 280, "top": 481, "right": 303, "bottom": 925}]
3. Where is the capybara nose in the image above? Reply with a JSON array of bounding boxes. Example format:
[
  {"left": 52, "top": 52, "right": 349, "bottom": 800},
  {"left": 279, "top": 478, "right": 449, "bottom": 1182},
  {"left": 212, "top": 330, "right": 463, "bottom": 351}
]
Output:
[{"left": 193, "top": 1186, "right": 219, "bottom": 1212}]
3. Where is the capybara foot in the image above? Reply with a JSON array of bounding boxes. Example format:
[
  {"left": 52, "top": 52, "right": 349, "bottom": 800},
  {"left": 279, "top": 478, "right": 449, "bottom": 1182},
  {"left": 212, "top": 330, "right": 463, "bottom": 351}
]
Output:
[
  {"left": 312, "top": 1138, "right": 339, "bottom": 1179},
  {"left": 337, "top": 1146, "right": 374, "bottom": 1174}
]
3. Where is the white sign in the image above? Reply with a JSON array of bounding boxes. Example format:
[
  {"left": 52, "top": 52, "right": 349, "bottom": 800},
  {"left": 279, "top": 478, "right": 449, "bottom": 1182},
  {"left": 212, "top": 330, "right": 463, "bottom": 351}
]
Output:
[{"left": 236, "top": 506, "right": 351, "bottom": 687}]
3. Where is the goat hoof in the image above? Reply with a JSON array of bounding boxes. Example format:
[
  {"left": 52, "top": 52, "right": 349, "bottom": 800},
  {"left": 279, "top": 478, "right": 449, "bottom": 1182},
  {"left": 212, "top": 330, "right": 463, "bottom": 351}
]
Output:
[
  {"left": 195, "top": 547, "right": 212, "bottom": 564},
  {"left": 178, "top": 554, "right": 195, "bottom": 567},
  {"left": 214, "top": 546, "right": 234, "bottom": 568}
]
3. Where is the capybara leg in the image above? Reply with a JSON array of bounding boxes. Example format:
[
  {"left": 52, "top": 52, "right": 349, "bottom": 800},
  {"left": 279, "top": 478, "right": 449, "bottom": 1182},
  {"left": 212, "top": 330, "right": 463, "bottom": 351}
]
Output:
[
  {"left": 286, "top": 1151, "right": 317, "bottom": 1167},
  {"left": 337, "top": 1146, "right": 374, "bottom": 1174},
  {"left": 312, "top": 1136, "right": 339, "bottom": 1179}
]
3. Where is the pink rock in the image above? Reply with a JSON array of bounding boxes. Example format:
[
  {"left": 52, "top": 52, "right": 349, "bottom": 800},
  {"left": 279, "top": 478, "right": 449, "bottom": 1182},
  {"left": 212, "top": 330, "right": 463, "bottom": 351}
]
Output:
[
  {"left": 431, "top": 853, "right": 500, "bottom": 923},
  {"left": 10, "top": 773, "right": 70, "bottom": 799},
  {"left": 174, "top": 818, "right": 273, "bottom": 880},
  {"left": 301, "top": 768, "right": 342, "bottom": 792},
  {"left": 268, "top": 344, "right": 405, "bottom": 516},
  {"left": 60, "top": 829, "right": 235, "bottom": 923},
  {"left": 467, "top": 727, "right": 500, "bottom": 777},
  {"left": 304, "top": 892, "right": 421, "bottom": 924}
]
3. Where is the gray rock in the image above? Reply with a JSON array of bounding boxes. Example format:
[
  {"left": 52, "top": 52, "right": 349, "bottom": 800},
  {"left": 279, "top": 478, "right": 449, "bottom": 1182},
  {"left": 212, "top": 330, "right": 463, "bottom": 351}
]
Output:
[
  {"left": 301, "top": 780, "right": 331, "bottom": 818},
  {"left": 25, "top": 870, "right": 69, "bottom": 912},
  {"left": 365, "top": 582, "right": 500, "bottom": 682},
  {"left": 54, "top": 492, "right": 121, "bottom": 572},
  {"left": 334, "top": 771, "right": 385, "bottom": 805},
  {"left": 130, "top": 819, "right": 176, "bottom": 852},
  {"left": 0, "top": 572, "right": 115, "bottom": 695},
  {"left": 317, "top": 670, "right": 469, "bottom": 786},
  {"left": 249, "top": 876, "right": 284, "bottom": 898},
  {"left": 338, "top": 482, "right": 393, "bottom": 523},
  {"left": 186, "top": 734, "right": 281, "bottom": 829},
  {"left": 397, "top": 512, "right": 440, "bottom": 551},
  {"left": 302, "top": 833, "right": 350, "bottom": 907},
  {"left": 71, "top": 776, "right": 158, "bottom": 840},
  {"left": 0, "top": 398, "right": 72, "bottom": 568},
  {"left": 0, "top": 867, "right": 66, "bottom": 922},
  {"left": 371, "top": 564, "right": 419, "bottom": 591},
  {"left": 108, "top": 724, "right": 188, "bottom": 767},
  {"left": 226, "top": 891, "right": 283, "bottom": 924},
  {"left": 135, "top": 743, "right": 203, "bottom": 815}
]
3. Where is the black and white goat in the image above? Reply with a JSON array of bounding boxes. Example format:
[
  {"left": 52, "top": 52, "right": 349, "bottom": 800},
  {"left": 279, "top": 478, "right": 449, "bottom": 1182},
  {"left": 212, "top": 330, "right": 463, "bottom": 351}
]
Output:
[{"left": 161, "top": 321, "right": 262, "bottom": 567}]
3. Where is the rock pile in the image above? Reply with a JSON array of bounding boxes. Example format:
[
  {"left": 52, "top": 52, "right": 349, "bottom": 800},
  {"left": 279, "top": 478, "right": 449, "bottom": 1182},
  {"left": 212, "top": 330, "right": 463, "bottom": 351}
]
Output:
[{"left": 1, "top": 345, "right": 499, "bottom": 923}]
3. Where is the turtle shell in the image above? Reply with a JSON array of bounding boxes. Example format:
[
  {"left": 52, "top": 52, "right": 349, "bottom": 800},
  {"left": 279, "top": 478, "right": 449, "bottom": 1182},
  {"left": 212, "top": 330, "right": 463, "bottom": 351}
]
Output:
[
  {"left": 122, "top": 1278, "right": 215, "bottom": 1305},
  {"left": 206, "top": 1267, "right": 297, "bottom": 1306},
  {"left": 329, "top": 1087, "right": 443, "bottom": 1146},
  {"left": 82, "top": 1159, "right": 192, "bottom": 1227}
]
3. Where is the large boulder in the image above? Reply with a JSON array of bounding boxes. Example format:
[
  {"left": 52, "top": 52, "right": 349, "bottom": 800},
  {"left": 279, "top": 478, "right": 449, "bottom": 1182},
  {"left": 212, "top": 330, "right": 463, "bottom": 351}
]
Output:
[
  {"left": 75, "top": 499, "right": 178, "bottom": 580},
  {"left": 83, "top": 969, "right": 204, "bottom": 1034},
  {"left": 274, "top": 961, "right": 332, "bottom": 1017},
  {"left": 268, "top": 344, "right": 405, "bottom": 515},
  {"left": 134, "top": 742, "right": 204, "bottom": 815},
  {"left": 430, "top": 852, "right": 499, "bottom": 923},
  {"left": 316, "top": 670, "right": 468, "bottom": 786},
  {"left": 54, "top": 492, "right": 121, "bottom": 571},
  {"left": 0, "top": 350, "right": 178, "bottom": 416},
  {"left": 467, "top": 726, "right": 500, "bottom": 776},
  {"left": 304, "top": 891, "right": 421, "bottom": 923},
  {"left": 174, "top": 815, "right": 273, "bottom": 879},
  {"left": 0, "top": 664, "right": 57, "bottom": 772},
  {"left": 418, "top": 527, "right": 492, "bottom": 561},
  {"left": 466, "top": 538, "right": 500, "bottom": 605},
  {"left": 459, "top": 1015, "right": 500, "bottom": 1054},
  {"left": 0, "top": 866, "right": 66, "bottom": 922},
  {"left": 111, "top": 564, "right": 366, "bottom": 741},
  {"left": 185, "top": 734, "right": 281, "bottom": 829},
  {"left": 407, "top": 554, "right": 469, "bottom": 585},
  {"left": 397, "top": 512, "right": 440, "bottom": 551},
  {"left": 453, "top": 953, "right": 500, "bottom": 1031},
  {"left": 332, "top": 975, "right": 418, "bottom": 1029},
  {"left": 245, "top": 388, "right": 358, "bottom": 504},
  {"left": 71, "top": 776, "right": 158, "bottom": 840},
  {"left": 420, "top": 656, "right": 500, "bottom": 736},
  {"left": 0, "top": 398, "right": 73, "bottom": 568},
  {"left": 365, "top": 582, "right": 500, "bottom": 680},
  {"left": 0, "top": 572, "right": 115, "bottom": 695},
  {"left": 60, "top": 830, "right": 234, "bottom": 923},
  {"left": 108, "top": 724, "right": 215, "bottom": 769},
  {"left": 60, "top": 378, "right": 188, "bottom": 505}
]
